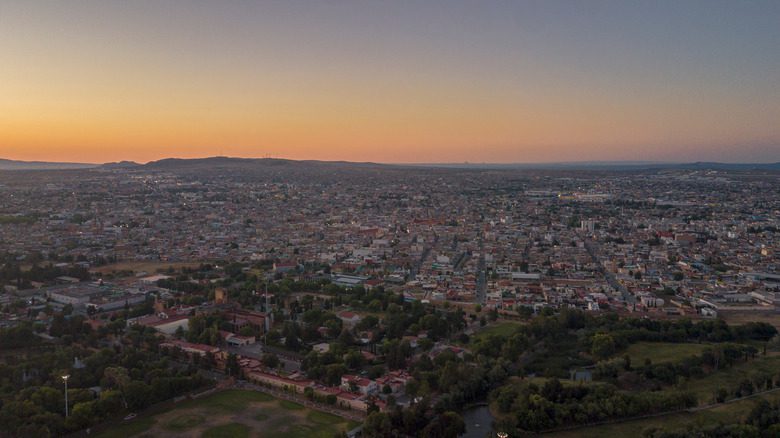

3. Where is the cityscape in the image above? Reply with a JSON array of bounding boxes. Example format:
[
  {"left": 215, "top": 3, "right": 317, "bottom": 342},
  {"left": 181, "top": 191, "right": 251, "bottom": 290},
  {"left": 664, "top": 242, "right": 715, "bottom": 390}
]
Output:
[
  {"left": 0, "top": 159, "right": 778, "bottom": 437},
  {"left": 2, "top": 1, "right": 780, "bottom": 438}
]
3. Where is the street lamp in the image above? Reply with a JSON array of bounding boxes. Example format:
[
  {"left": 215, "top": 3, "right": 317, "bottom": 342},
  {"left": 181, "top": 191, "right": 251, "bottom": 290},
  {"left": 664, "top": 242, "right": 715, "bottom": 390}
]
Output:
[{"left": 62, "top": 374, "right": 70, "bottom": 417}]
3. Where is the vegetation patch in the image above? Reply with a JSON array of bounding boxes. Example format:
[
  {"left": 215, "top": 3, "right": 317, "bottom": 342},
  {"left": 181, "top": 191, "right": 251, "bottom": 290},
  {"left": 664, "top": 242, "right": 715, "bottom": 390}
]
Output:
[
  {"left": 678, "top": 353, "right": 780, "bottom": 403},
  {"left": 0, "top": 215, "right": 36, "bottom": 224},
  {"left": 549, "top": 390, "right": 780, "bottom": 438},
  {"left": 491, "top": 377, "right": 696, "bottom": 433}
]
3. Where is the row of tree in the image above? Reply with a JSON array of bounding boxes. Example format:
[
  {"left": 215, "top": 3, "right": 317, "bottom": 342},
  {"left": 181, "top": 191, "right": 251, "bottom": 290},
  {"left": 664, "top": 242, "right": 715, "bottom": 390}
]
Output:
[{"left": 491, "top": 378, "right": 696, "bottom": 433}]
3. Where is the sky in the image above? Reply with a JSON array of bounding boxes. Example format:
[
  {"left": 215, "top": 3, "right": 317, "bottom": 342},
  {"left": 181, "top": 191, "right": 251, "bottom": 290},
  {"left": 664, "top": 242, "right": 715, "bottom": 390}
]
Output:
[{"left": 1, "top": 0, "right": 779, "bottom": 164}]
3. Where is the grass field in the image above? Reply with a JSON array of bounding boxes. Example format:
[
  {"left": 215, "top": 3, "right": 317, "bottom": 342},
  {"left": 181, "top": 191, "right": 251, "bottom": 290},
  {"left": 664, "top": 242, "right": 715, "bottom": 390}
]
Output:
[
  {"left": 93, "top": 389, "right": 358, "bottom": 438},
  {"left": 620, "top": 342, "right": 710, "bottom": 365},
  {"left": 550, "top": 389, "right": 780, "bottom": 437}
]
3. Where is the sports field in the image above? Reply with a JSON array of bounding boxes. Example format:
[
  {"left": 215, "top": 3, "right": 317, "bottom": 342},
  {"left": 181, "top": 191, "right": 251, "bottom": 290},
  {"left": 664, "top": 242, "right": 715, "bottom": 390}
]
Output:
[{"left": 94, "top": 389, "right": 359, "bottom": 438}]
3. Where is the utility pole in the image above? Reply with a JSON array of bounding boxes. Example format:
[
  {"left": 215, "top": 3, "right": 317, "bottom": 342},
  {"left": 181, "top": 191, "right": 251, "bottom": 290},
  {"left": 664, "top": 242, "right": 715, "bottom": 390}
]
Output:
[{"left": 62, "top": 374, "right": 70, "bottom": 417}]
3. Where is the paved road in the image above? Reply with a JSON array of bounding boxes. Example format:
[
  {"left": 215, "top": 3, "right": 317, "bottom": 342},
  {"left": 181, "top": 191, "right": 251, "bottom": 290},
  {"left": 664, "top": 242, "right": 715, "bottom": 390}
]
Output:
[
  {"left": 581, "top": 234, "right": 635, "bottom": 306},
  {"left": 453, "top": 251, "right": 469, "bottom": 272},
  {"left": 476, "top": 234, "right": 487, "bottom": 304},
  {"left": 410, "top": 233, "right": 438, "bottom": 281}
]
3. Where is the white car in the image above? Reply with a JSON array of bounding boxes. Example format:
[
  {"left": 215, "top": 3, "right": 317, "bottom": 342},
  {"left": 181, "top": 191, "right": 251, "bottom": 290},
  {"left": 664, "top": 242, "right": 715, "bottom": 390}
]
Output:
[{"left": 123, "top": 413, "right": 137, "bottom": 421}]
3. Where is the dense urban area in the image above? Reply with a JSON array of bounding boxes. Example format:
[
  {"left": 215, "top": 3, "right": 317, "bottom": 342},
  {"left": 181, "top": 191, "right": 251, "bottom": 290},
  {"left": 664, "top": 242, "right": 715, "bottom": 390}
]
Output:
[{"left": 1, "top": 158, "right": 779, "bottom": 438}]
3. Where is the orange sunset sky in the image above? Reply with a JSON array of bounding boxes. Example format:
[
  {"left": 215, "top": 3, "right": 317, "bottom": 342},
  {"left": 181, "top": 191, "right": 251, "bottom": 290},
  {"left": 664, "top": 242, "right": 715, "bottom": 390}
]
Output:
[{"left": 1, "top": 1, "right": 778, "bottom": 164}]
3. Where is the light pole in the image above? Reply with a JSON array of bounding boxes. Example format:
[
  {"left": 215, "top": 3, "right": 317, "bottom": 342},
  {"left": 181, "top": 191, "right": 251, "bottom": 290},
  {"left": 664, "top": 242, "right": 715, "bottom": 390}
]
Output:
[{"left": 62, "top": 374, "right": 70, "bottom": 417}]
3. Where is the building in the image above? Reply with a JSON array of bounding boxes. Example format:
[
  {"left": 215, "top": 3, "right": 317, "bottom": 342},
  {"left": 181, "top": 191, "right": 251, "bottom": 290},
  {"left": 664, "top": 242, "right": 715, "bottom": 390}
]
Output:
[
  {"left": 337, "top": 311, "right": 361, "bottom": 328},
  {"left": 160, "top": 339, "right": 220, "bottom": 357},
  {"left": 331, "top": 274, "right": 368, "bottom": 288},
  {"left": 341, "top": 375, "right": 378, "bottom": 396},
  {"left": 129, "top": 312, "right": 190, "bottom": 335}
]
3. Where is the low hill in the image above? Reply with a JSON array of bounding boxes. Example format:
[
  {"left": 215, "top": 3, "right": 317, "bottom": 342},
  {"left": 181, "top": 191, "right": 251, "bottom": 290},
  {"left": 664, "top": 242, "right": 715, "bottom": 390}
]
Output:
[{"left": 0, "top": 158, "right": 98, "bottom": 170}]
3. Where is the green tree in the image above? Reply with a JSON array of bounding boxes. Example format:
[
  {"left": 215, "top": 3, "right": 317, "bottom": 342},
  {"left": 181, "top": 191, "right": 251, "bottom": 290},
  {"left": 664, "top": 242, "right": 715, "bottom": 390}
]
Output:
[
  {"left": 421, "top": 411, "right": 465, "bottom": 438},
  {"left": 261, "top": 353, "right": 280, "bottom": 369},
  {"left": 226, "top": 353, "right": 241, "bottom": 377},
  {"left": 363, "top": 412, "right": 393, "bottom": 437},
  {"left": 591, "top": 333, "right": 616, "bottom": 359},
  {"left": 124, "top": 381, "right": 152, "bottom": 411}
]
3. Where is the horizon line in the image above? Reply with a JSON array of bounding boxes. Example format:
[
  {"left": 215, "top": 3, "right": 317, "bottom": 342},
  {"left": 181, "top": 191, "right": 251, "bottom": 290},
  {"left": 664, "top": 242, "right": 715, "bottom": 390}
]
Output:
[{"left": 3, "top": 155, "right": 780, "bottom": 166}]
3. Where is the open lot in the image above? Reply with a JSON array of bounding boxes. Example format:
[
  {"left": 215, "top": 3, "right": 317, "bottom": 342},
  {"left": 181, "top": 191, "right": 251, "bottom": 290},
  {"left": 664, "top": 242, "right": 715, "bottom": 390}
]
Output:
[{"left": 94, "top": 389, "right": 358, "bottom": 438}]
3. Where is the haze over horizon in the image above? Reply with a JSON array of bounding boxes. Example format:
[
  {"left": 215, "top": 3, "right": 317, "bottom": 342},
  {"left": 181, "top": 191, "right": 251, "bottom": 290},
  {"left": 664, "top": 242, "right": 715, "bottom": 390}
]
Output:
[{"left": 2, "top": 1, "right": 779, "bottom": 164}]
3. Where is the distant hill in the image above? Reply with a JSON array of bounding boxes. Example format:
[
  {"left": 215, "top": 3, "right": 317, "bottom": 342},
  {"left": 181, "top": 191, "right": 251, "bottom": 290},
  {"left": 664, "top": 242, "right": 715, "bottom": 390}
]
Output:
[
  {"left": 136, "top": 156, "right": 780, "bottom": 172},
  {"left": 129, "top": 156, "right": 397, "bottom": 181},
  {"left": 0, "top": 158, "right": 98, "bottom": 170},
  {"left": 142, "top": 156, "right": 386, "bottom": 169},
  {"left": 413, "top": 161, "right": 780, "bottom": 171},
  {"left": 101, "top": 160, "right": 141, "bottom": 169},
  {"left": 672, "top": 162, "right": 780, "bottom": 171}
]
